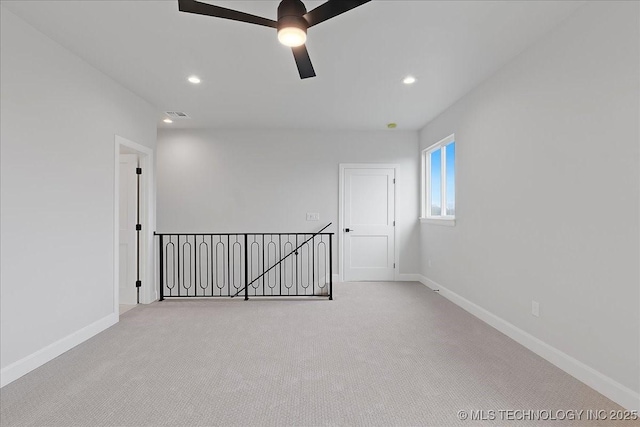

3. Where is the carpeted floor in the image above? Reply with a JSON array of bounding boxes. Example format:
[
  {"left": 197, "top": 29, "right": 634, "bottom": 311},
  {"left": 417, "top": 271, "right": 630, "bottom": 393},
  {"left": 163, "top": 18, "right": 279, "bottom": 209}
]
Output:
[{"left": 0, "top": 282, "right": 631, "bottom": 426}]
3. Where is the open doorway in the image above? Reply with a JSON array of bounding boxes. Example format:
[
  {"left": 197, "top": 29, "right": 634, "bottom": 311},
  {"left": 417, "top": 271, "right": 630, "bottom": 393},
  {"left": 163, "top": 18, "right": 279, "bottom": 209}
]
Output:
[{"left": 114, "top": 135, "right": 155, "bottom": 317}]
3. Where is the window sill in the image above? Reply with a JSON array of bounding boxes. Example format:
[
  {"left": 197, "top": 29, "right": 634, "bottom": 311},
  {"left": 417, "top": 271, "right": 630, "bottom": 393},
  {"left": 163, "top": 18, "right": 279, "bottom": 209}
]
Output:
[{"left": 419, "top": 217, "right": 456, "bottom": 227}]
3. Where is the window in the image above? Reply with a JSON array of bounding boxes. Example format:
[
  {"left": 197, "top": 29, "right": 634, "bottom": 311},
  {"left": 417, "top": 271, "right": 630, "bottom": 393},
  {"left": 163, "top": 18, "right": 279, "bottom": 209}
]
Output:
[{"left": 421, "top": 135, "right": 455, "bottom": 222}]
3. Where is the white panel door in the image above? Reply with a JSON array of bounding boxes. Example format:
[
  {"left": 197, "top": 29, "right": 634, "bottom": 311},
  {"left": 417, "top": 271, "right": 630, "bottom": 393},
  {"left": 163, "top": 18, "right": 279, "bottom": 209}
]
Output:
[
  {"left": 119, "top": 154, "right": 138, "bottom": 305},
  {"left": 343, "top": 167, "right": 395, "bottom": 281}
]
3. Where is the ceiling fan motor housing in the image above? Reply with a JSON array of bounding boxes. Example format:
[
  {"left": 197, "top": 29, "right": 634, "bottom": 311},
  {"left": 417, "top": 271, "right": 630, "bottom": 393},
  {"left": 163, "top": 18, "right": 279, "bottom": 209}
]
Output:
[{"left": 277, "top": 0, "right": 309, "bottom": 33}]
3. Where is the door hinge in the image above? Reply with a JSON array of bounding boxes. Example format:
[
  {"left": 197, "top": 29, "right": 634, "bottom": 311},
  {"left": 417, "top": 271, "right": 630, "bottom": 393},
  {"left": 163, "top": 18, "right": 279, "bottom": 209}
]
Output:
[
  {"left": 136, "top": 224, "right": 142, "bottom": 231},
  {"left": 393, "top": 221, "right": 395, "bottom": 226},
  {"left": 136, "top": 167, "right": 142, "bottom": 175},
  {"left": 135, "top": 280, "right": 142, "bottom": 288},
  {"left": 393, "top": 263, "right": 396, "bottom": 269},
  {"left": 393, "top": 178, "right": 396, "bottom": 184}
]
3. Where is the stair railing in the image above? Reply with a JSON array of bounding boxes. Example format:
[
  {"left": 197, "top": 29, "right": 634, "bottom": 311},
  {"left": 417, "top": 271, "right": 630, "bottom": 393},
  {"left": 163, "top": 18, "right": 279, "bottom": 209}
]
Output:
[
  {"left": 155, "top": 223, "right": 333, "bottom": 300},
  {"left": 230, "top": 223, "right": 332, "bottom": 299}
]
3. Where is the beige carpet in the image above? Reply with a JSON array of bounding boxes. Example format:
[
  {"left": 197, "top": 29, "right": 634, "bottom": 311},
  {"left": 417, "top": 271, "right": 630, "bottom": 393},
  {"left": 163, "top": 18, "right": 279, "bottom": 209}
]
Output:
[
  {"left": 119, "top": 304, "right": 137, "bottom": 315},
  {"left": 0, "top": 282, "right": 631, "bottom": 426}
]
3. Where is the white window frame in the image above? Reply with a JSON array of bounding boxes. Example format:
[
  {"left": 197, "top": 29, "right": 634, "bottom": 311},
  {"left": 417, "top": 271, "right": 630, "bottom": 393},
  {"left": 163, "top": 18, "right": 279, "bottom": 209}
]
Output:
[{"left": 421, "top": 134, "right": 455, "bottom": 226}]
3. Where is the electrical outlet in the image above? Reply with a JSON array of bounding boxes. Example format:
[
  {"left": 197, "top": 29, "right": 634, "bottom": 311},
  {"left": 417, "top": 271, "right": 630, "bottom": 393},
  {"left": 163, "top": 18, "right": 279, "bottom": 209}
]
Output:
[
  {"left": 531, "top": 300, "right": 540, "bottom": 317},
  {"left": 306, "top": 213, "right": 320, "bottom": 221}
]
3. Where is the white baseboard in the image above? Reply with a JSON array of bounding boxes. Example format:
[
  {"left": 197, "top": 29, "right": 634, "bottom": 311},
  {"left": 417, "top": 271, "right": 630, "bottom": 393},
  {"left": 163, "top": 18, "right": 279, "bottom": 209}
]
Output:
[
  {"left": 397, "top": 273, "right": 421, "bottom": 281},
  {"left": 0, "top": 312, "right": 118, "bottom": 388},
  {"left": 417, "top": 275, "right": 640, "bottom": 411},
  {"left": 331, "top": 274, "right": 420, "bottom": 283}
]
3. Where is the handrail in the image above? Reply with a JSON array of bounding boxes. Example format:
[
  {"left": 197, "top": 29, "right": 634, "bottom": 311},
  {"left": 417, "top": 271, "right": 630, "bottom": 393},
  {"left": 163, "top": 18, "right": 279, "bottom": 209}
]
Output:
[{"left": 230, "top": 223, "right": 332, "bottom": 298}]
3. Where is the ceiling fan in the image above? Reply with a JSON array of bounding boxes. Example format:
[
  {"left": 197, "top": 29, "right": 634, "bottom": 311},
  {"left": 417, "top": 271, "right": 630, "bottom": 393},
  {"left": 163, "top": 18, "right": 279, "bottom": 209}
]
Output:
[{"left": 177, "top": 0, "right": 372, "bottom": 79}]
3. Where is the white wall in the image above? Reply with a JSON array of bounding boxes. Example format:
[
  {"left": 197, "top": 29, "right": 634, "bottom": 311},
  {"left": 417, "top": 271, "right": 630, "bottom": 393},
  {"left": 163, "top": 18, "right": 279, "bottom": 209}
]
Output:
[
  {"left": 157, "top": 129, "right": 420, "bottom": 275},
  {"left": 419, "top": 1, "right": 639, "bottom": 408},
  {"left": 0, "top": 8, "right": 157, "bottom": 383}
]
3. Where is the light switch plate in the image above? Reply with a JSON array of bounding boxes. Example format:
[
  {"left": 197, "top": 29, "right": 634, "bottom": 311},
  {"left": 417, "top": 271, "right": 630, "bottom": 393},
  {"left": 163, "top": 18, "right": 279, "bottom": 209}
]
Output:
[
  {"left": 306, "top": 213, "right": 320, "bottom": 221},
  {"left": 531, "top": 300, "right": 540, "bottom": 317}
]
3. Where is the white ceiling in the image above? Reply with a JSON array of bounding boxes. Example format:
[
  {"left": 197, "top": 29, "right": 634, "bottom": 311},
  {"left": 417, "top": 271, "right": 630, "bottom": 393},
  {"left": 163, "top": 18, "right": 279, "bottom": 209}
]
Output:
[{"left": 2, "top": 0, "right": 585, "bottom": 131}]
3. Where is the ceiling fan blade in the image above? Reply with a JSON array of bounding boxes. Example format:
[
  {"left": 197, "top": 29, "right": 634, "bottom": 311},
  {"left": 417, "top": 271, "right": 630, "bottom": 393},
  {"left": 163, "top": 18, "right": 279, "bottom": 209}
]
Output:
[
  {"left": 178, "top": 0, "right": 277, "bottom": 28},
  {"left": 292, "top": 45, "right": 316, "bottom": 79},
  {"left": 303, "top": 0, "right": 371, "bottom": 28}
]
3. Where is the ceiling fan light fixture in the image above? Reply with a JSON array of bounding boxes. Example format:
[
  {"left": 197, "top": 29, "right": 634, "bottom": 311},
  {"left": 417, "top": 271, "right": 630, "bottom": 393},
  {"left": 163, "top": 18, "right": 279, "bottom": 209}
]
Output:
[
  {"left": 277, "top": 0, "right": 308, "bottom": 47},
  {"left": 278, "top": 26, "right": 307, "bottom": 47}
]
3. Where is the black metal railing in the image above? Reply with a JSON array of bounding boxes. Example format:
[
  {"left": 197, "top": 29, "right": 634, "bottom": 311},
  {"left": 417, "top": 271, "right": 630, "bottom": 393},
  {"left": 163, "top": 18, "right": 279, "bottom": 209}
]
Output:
[{"left": 155, "top": 224, "right": 333, "bottom": 300}]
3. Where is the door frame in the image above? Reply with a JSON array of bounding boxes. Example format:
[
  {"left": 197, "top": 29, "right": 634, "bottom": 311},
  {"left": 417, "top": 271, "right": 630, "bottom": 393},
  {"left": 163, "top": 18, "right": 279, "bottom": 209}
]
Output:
[
  {"left": 114, "top": 135, "right": 156, "bottom": 316},
  {"left": 338, "top": 163, "right": 399, "bottom": 282}
]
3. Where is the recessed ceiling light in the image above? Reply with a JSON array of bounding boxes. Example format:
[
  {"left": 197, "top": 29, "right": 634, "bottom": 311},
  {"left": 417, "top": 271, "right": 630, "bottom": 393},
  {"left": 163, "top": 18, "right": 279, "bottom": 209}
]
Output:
[
  {"left": 403, "top": 76, "right": 416, "bottom": 85},
  {"left": 163, "top": 118, "right": 173, "bottom": 124},
  {"left": 187, "top": 75, "right": 201, "bottom": 84},
  {"left": 387, "top": 123, "right": 397, "bottom": 129}
]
